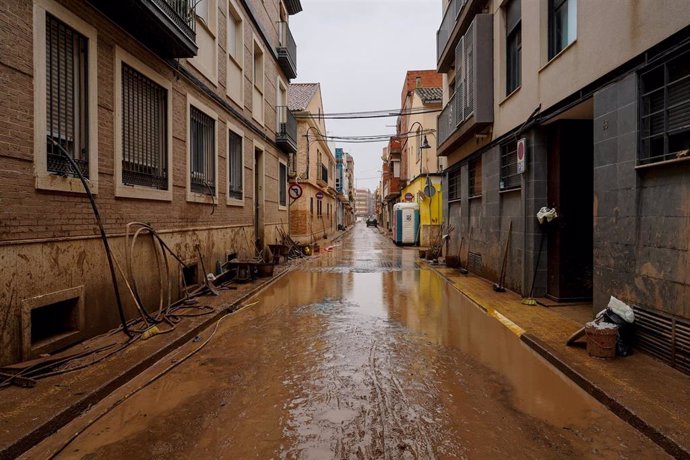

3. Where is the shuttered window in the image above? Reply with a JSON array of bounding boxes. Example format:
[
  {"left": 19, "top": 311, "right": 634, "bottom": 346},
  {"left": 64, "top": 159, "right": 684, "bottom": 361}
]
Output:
[
  {"left": 448, "top": 168, "right": 461, "bottom": 201},
  {"left": 190, "top": 106, "right": 216, "bottom": 195},
  {"left": 228, "top": 130, "right": 242, "bottom": 199},
  {"left": 279, "top": 162, "right": 287, "bottom": 206},
  {"left": 121, "top": 64, "right": 168, "bottom": 189},
  {"left": 45, "top": 13, "right": 89, "bottom": 177},
  {"left": 640, "top": 48, "right": 690, "bottom": 165}
]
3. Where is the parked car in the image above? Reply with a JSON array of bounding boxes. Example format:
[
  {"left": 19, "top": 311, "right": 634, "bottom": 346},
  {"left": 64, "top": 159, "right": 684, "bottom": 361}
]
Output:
[{"left": 366, "top": 216, "right": 377, "bottom": 227}]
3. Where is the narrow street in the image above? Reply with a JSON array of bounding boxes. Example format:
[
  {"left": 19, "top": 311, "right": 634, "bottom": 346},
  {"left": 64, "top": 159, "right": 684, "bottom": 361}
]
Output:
[{"left": 31, "top": 223, "right": 665, "bottom": 459}]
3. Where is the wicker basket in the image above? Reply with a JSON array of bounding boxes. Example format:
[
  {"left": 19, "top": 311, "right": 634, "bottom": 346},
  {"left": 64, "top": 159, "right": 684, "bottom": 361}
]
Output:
[{"left": 585, "top": 322, "right": 618, "bottom": 359}]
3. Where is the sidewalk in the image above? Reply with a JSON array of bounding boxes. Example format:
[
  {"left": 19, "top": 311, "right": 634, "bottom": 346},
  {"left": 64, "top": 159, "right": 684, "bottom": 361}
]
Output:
[{"left": 427, "top": 263, "right": 690, "bottom": 459}]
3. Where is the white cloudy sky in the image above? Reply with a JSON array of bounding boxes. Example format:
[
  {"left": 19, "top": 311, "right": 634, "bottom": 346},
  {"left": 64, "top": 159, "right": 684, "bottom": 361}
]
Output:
[{"left": 290, "top": 0, "right": 441, "bottom": 192}]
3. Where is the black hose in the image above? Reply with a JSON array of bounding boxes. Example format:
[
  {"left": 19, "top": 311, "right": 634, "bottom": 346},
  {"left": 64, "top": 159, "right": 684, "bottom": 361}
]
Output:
[{"left": 48, "top": 139, "right": 132, "bottom": 337}]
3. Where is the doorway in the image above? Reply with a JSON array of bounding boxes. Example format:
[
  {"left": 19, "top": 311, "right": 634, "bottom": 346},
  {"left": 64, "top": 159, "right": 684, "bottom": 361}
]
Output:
[{"left": 546, "top": 119, "right": 594, "bottom": 301}]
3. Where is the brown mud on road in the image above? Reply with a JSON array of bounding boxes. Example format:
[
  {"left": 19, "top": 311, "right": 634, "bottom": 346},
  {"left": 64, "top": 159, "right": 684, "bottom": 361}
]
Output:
[{"left": 34, "top": 225, "right": 666, "bottom": 459}]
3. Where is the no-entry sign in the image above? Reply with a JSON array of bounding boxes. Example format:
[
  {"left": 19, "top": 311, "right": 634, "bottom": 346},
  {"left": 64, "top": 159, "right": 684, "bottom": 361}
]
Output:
[
  {"left": 404, "top": 192, "right": 414, "bottom": 201},
  {"left": 288, "top": 183, "right": 303, "bottom": 200},
  {"left": 517, "top": 138, "right": 527, "bottom": 174},
  {"left": 316, "top": 191, "right": 324, "bottom": 200}
]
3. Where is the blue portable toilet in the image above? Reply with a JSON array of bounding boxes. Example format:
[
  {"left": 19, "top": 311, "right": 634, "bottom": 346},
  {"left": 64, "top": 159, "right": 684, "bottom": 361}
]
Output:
[{"left": 392, "top": 203, "right": 420, "bottom": 245}]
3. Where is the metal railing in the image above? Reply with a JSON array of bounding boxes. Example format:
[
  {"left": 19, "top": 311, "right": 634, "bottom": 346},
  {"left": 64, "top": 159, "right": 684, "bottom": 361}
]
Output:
[
  {"left": 151, "top": 0, "right": 196, "bottom": 36},
  {"left": 276, "top": 106, "right": 297, "bottom": 147},
  {"left": 277, "top": 21, "right": 297, "bottom": 72},
  {"left": 438, "top": 93, "right": 456, "bottom": 147},
  {"left": 436, "top": 0, "right": 467, "bottom": 63}
]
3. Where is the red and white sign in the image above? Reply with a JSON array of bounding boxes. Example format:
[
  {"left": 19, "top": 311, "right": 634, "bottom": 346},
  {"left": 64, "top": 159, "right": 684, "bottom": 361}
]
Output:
[
  {"left": 316, "top": 191, "right": 324, "bottom": 200},
  {"left": 517, "top": 138, "right": 527, "bottom": 174},
  {"left": 404, "top": 192, "right": 414, "bottom": 201},
  {"left": 288, "top": 183, "right": 303, "bottom": 200}
]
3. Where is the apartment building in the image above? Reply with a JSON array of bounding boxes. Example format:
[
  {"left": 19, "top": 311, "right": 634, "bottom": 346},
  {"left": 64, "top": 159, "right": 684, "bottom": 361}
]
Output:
[
  {"left": 355, "top": 188, "right": 372, "bottom": 217},
  {"left": 335, "top": 147, "right": 355, "bottom": 229},
  {"left": 287, "top": 83, "right": 337, "bottom": 241},
  {"left": 0, "top": 0, "right": 302, "bottom": 365},
  {"left": 437, "top": 0, "right": 690, "bottom": 373}
]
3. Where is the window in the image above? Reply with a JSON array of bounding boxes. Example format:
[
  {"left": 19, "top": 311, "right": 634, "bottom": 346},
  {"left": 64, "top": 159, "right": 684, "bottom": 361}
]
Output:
[
  {"left": 189, "top": 105, "right": 216, "bottom": 196},
  {"left": 448, "top": 168, "right": 461, "bottom": 201},
  {"left": 226, "top": 0, "right": 243, "bottom": 104},
  {"left": 228, "top": 129, "right": 243, "bottom": 200},
  {"left": 190, "top": 0, "right": 218, "bottom": 85},
  {"left": 505, "top": 0, "right": 521, "bottom": 95},
  {"left": 639, "top": 48, "right": 690, "bottom": 165},
  {"left": 252, "top": 40, "right": 264, "bottom": 122},
  {"left": 500, "top": 140, "right": 520, "bottom": 190},
  {"left": 548, "top": 0, "right": 576, "bottom": 59},
  {"left": 310, "top": 197, "right": 314, "bottom": 215},
  {"left": 279, "top": 161, "right": 287, "bottom": 207},
  {"left": 455, "top": 22, "right": 475, "bottom": 123},
  {"left": 468, "top": 157, "right": 482, "bottom": 197},
  {"left": 196, "top": 0, "right": 210, "bottom": 25},
  {"left": 120, "top": 64, "right": 168, "bottom": 190},
  {"left": 34, "top": 1, "right": 98, "bottom": 193},
  {"left": 45, "top": 13, "right": 89, "bottom": 178}
]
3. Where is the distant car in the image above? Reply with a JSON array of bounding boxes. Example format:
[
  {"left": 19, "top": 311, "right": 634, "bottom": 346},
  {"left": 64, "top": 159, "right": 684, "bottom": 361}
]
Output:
[{"left": 366, "top": 216, "right": 377, "bottom": 227}]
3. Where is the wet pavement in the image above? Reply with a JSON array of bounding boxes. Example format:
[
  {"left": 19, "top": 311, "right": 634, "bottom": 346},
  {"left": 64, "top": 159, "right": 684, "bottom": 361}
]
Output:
[{"left": 34, "top": 223, "right": 666, "bottom": 459}]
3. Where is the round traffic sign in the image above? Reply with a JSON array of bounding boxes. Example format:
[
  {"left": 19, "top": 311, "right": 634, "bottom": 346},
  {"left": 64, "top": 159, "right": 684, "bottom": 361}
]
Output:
[
  {"left": 316, "top": 191, "right": 324, "bottom": 200},
  {"left": 404, "top": 192, "right": 414, "bottom": 201},
  {"left": 288, "top": 183, "right": 303, "bottom": 200},
  {"left": 517, "top": 140, "right": 525, "bottom": 161}
]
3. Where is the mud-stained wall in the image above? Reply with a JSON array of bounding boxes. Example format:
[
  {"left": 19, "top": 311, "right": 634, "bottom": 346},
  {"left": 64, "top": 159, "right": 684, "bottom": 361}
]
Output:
[
  {"left": 0, "top": 225, "right": 259, "bottom": 365},
  {"left": 593, "top": 74, "right": 690, "bottom": 319}
]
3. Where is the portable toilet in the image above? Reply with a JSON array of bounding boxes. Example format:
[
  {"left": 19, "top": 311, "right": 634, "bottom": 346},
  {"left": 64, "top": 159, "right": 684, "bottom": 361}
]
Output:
[{"left": 392, "top": 202, "right": 420, "bottom": 245}]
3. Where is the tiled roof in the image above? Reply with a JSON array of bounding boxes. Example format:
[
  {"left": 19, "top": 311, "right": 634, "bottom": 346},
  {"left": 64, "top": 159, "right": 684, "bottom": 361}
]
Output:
[
  {"left": 288, "top": 83, "right": 319, "bottom": 111},
  {"left": 415, "top": 87, "right": 442, "bottom": 104}
]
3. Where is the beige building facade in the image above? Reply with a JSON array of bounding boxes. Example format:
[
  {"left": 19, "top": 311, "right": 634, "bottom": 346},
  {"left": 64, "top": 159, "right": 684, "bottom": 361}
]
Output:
[
  {"left": 0, "top": 0, "right": 302, "bottom": 365},
  {"left": 437, "top": 0, "right": 690, "bottom": 373}
]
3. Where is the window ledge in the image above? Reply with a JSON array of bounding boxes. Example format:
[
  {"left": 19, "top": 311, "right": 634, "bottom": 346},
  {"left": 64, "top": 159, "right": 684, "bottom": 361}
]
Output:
[
  {"left": 36, "top": 175, "right": 98, "bottom": 195},
  {"left": 226, "top": 197, "right": 244, "bottom": 207},
  {"left": 539, "top": 39, "right": 577, "bottom": 74},
  {"left": 635, "top": 154, "right": 690, "bottom": 170},
  {"left": 468, "top": 194, "right": 482, "bottom": 201},
  {"left": 499, "top": 186, "right": 521, "bottom": 195},
  {"left": 499, "top": 86, "right": 521, "bottom": 106},
  {"left": 187, "top": 191, "right": 217, "bottom": 204},
  {"left": 116, "top": 184, "right": 172, "bottom": 201},
  {"left": 278, "top": 204, "right": 287, "bottom": 211}
]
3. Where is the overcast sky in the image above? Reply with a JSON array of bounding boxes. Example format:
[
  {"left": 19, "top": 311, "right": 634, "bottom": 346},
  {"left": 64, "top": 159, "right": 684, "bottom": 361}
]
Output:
[{"left": 290, "top": 0, "right": 441, "bottom": 192}]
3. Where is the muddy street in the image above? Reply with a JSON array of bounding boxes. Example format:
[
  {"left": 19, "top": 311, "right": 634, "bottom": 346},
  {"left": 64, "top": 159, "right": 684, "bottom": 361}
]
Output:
[{"left": 34, "top": 223, "right": 665, "bottom": 459}]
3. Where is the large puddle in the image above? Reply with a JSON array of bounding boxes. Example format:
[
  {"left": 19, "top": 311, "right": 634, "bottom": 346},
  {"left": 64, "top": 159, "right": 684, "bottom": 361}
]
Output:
[{"left": 51, "top": 228, "right": 664, "bottom": 459}]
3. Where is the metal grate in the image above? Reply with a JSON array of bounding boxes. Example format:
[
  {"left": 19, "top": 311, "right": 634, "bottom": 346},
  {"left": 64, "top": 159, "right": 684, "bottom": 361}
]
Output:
[
  {"left": 639, "top": 48, "right": 690, "bottom": 165},
  {"left": 468, "top": 251, "right": 482, "bottom": 273},
  {"left": 633, "top": 306, "right": 690, "bottom": 375},
  {"left": 448, "top": 168, "right": 461, "bottom": 201},
  {"left": 500, "top": 140, "right": 521, "bottom": 190},
  {"left": 46, "top": 13, "right": 89, "bottom": 178},
  {"left": 122, "top": 64, "right": 168, "bottom": 189},
  {"left": 190, "top": 106, "right": 215, "bottom": 195},
  {"left": 228, "top": 130, "right": 242, "bottom": 199}
]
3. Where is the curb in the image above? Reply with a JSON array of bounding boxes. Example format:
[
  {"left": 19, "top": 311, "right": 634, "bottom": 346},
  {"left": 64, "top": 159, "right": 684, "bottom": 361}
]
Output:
[
  {"left": 0, "top": 268, "right": 292, "bottom": 460},
  {"left": 421, "top": 260, "right": 689, "bottom": 459}
]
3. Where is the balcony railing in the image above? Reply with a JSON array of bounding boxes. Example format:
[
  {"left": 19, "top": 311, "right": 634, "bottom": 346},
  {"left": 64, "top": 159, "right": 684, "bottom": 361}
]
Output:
[
  {"left": 87, "top": 0, "right": 197, "bottom": 58},
  {"left": 437, "top": 0, "right": 467, "bottom": 66},
  {"left": 438, "top": 94, "right": 456, "bottom": 147},
  {"left": 276, "top": 106, "right": 297, "bottom": 153},
  {"left": 277, "top": 22, "right": 297, "bottom": 79}
]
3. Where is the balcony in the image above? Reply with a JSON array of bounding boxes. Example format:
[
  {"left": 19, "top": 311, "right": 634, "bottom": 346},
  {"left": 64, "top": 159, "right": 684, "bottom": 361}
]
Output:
[
  {"left": 276, "top": 106, "right": 297, "bottom": 154},
  {"left": 88, "top": 0, "right": 197, "bottom": 58},
  {"left": 437, "top": 15, "right": 494, "bottom": 156},
  {"left": 277, "top": 22, "right": 297, "bottom": 79},
  {"left": 436, "top": 0, "right": 484, "bottom": 73}
]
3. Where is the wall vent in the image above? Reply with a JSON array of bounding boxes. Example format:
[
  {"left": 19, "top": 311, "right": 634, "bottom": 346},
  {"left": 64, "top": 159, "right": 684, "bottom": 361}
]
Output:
[{"left": 633, "top": 306, "right": 690, "bottom": 376}]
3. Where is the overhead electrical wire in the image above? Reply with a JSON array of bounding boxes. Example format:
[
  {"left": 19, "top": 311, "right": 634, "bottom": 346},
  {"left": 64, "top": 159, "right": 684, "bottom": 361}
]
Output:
[{"left": 294, "top": 107, "right": 442, "bottom": 120}]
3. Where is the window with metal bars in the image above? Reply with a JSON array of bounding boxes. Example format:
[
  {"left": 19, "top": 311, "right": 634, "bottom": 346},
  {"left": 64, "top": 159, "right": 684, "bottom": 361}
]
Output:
[
  {"left": 121, "top": 64, "right": 168, "bottom": 189},
  {"left": 279, "top": 162, "right": 287, "bottom": 206},
  {"left": 45, "top": 13, "right": 89, "bottom": 178},
  {"left": 447, "top": 168, "right": 461, "bottom": 201},
  {"left": 639, "top": 48, "right": 690, "bottom": 165},
  {"left": 190, "top": 106, "right": 216, "bottom": 195},
  {"left": 468, "top": 157, "right": 482, "bottom": 197},
  {"left": 500, "top": 140, "right": 521, "bottom": 190},
  {"left": 228, "top": 130, "right": 243, "bottom": 199},
  {"left": 505, "top": 0, "right": 521, "bottom": 95}
]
